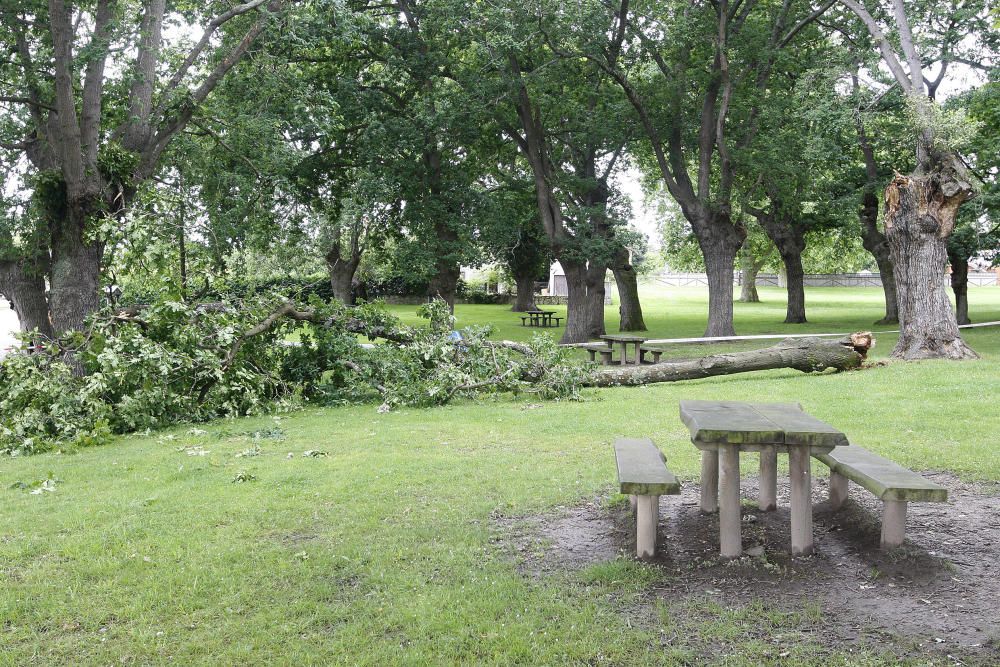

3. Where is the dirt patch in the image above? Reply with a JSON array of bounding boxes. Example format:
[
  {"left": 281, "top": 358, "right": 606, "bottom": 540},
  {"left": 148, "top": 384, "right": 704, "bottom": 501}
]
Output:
[{"left": 496, "top": 473, "right": 1000, "bottom": 663}]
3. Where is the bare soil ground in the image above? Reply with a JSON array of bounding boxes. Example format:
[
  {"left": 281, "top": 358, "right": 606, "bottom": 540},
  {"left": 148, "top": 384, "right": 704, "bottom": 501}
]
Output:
[{"left": 497, "top": 472, "right": 1000, "bottom": 665}]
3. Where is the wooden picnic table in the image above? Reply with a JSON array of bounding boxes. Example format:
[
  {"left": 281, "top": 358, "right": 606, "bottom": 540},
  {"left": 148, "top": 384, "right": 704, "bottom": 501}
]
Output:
[
  {"left": 599, "top": 333, "right": 648, "bottom": 365},
  {"left": 520, "top": 310, "right": 560, "bottom": 327},
  {"left": 678, "top": 400, "right": 848, "bottom": 558}
]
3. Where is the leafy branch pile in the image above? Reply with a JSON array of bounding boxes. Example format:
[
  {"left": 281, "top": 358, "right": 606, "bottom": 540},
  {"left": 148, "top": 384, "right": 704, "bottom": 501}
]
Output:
[{"left": 0, "top": 299, "right": 589, "bottom": 456}]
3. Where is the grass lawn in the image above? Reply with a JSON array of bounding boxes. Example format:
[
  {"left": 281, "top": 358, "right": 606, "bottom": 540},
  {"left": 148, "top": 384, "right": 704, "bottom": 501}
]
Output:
[{"left": 2, "top": 285, "right": 1000, "bottom": 664}]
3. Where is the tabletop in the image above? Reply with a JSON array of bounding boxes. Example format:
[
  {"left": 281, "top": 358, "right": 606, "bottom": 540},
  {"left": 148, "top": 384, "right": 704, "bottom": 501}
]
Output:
[
  {"left": 678, "top": 400, "right": 848, "bottom": 451},
  {"left": 600, "top": 334, "right": 648, "bottom": 343}
]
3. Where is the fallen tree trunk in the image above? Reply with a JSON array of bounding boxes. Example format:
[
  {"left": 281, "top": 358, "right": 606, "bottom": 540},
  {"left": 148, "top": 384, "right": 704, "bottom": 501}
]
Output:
[{"left": 587, "top": 333, "right": 874, "bottom": 387}]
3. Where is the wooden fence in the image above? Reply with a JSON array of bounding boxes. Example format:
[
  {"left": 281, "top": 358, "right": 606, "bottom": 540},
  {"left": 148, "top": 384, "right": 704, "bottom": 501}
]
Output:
[{"left": 658, "top": 271, "right": 1000, "bottom": 288}]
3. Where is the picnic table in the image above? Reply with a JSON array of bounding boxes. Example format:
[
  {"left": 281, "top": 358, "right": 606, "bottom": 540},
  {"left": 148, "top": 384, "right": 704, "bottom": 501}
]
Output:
[
  {"left": 599, "top": 333, "right": 648, "bottom": 365},
  {"left": 520, "top": 310, "right": 561, "bottom": 327},
  {"left": 678, "top": 400, "right": 848, "bottom": 558}
]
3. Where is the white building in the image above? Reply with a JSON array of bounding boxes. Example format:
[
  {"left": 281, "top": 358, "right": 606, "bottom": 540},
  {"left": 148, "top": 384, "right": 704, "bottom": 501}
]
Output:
[
  {"left": 547, "top": 261, "right": 613, "bottom": 303},
  {"left": 0, "top": 299, "right": 19, "bottom": 356}
]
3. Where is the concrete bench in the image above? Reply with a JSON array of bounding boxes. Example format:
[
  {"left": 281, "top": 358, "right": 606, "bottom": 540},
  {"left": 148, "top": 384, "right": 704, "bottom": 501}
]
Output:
[
  {"left": 813, "top": 445, "right": 948, "bottom": 549},
  {"left": 639, "top": 345, "right": 663, "bottom": 364},
  {"left": 614, "top": 438, "right": 681, "bottom": 559},
  {"left": 579, "top": 342, "right": 614, "bottom": 365}
]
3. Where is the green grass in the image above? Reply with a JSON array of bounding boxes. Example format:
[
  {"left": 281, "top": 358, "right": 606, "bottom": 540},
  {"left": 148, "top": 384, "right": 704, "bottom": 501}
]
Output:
[
  {"left": 2, "top": 285, "right": 1000, "bottom": 664},
  {"left": 392, "top": 284, "right": 997, "bottom": 345}
]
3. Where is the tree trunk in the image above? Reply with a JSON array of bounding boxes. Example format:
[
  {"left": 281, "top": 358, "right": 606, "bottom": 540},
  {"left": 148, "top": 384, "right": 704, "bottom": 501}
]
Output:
[
  {"left": 511, "top": 270, "right": 538, "bottom": 312},
  {"left": 561, "top": 258, "right": 606, "bottom": 344},
  {"left": 779, "top": 246, "right": 807, "bottom": 324},
  {"left": 48, "top": 235, "right": 103, "bottom": 335},
  {"left": 948, "top": 250, "right": 970, "bottom": 326},
  {"left": 883, "top": 166, "right": 977, "bottom": 360},
  {"left": 178, "top": 187, "right": 188, "bottom": 297},
  {"left": 610, "top": 246, "right": 646, "bottom": 331},
  {"left": 738, "top": 245, "right": 764, "bottom": 303},
  {"left": 754, "top": 209, "right": 807, "bottom": 324},
  {"left": 427, "top": 262, "right": 461, "bottom": 311},
  {"left": 859, "top": 191, "right": 899, "bottom": 325},
  {"left": 697, "top": 224, "right": 742, "bottom": 337},
  {"left": 739, "top": 265, "right": 759, "bottom": 303},
  {"left": 588, "top": 333, "right": 874, "bottom": 387},
  {"left": 329, "top": 259, "right": 360, "bottom": 305},
  {"left": 0, "top": 260, "right": 53, "bottom": 338}
]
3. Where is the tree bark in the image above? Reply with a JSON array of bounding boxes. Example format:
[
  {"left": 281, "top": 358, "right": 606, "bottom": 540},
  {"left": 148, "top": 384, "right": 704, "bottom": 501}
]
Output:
[
  {"left": 588, "top": 333, "right": 874, "bottom": 387},
  {"left": 0, "top": 259, "right": 53, "bottom": 337},
  {"left": 753, "top": 207, "right": 807, "bottom": 324},
  {"left": 883, "top": 166, "right": 977, "bottom": 360},
  {"left": 511, "top": 270, "right": 538, "bottom": 312},
  {"left": 427, "top": 262, "right": 461, "bottom": 311},
  {"left": 697, "top": 222, "right": 742, "bottom": 337},
  {"left": 738, "top": 245, "right": 764, "bottom": 303},
  {"left": 47, "top": 226, "right": 103, "bottom": 335},
  {"left": 740, "top": 268, "right": 759, "bottom": 303},
  {"left": 561, "top": 258, "right": 606, "bottom": 343},
  {"left": 326, "top": 228, "right": 362, "bottom": 306},
  {"left": 779, "top": 244, "right": 807, "bottom": 324},
  {"left": 859, "top": 191, "right": 899, "bottom": 325},
  {"left": 948, "top": 249, "right": 970, "bottom": 326},
  {"left": 329, "top": 258, "right": 360, "bottom": 305},
  {"left": 611, "top": 245, "right": 646, "bottom": 331}
]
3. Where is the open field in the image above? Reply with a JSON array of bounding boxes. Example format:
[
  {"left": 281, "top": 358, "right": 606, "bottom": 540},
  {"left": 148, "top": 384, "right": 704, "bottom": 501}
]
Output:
[
  {"left": 390, "top": 285, "right": 1000, "bottom": 359},
  {"left": 2, "top": 286, "right": 1000, "bottom": 664}
]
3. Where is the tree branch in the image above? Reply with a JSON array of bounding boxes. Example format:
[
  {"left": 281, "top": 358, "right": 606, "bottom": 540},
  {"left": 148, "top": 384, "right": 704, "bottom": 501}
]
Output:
[
  {"left": 47, "top": 0, "right": 87, "bottom": 194},
  {"left": 157, "top": 0, "right": 271, "bottom": 103},
  {"left": 0, "top": 96, "right": 57, "bottom": 112},
  {"left": 121, "top": 0, "right": 166, "bottom": 151},
  {"left": 778, "top": 0, "right": 836, "bottom": 48},
  {"left": 890, "top": 0, "right": 923, "bottom": 93},
  {"left": 141, "top": 0, "right": 281, "bottom": 179},
  {"left": 80, "top": 0, "right": 116, "bottom": 170},
  {"left": 837, "top": 0, "right": 912, "bottom": 91},
  {"left": 189, "top": 119, "right": 263, "bottom": 179}
]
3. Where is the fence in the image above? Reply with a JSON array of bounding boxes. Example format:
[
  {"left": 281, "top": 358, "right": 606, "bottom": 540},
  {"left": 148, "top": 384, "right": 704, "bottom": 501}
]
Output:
[{"left": 658, "top": 271, "right": 1000, "bottom": 288}]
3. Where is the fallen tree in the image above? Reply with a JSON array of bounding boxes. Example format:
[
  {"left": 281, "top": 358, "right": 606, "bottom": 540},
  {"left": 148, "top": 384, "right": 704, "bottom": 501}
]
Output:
[
  {"left": 587, "top": 333, "right": 875, "bottom": 387},
  {"left": 0, "top": 287, "right": 876, "bottom": 458}
]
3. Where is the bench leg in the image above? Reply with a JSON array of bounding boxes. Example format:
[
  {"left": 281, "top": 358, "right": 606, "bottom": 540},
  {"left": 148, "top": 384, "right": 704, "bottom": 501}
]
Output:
[
  {"left": 719, "top": 445, "right": 742, "bottom": 558},
  {"left": 828, "top": 470, "right": 849, "bottom": 510},
  {"left": 700, "top": 449, "right": 719, "bottom": 513},
  {"left": 652, "top": 352, "right": 662, "bottom": 363},
  {"left": 629, "top": 494, "right": 637, "bottom": 514},
  {"left": 587, "top": 350, "right": 597, "bottom": 362},
  {"left": 789, "top": 447, "right": 813, "bottom": 556},
  {"left": 599, "top": 351, "right": 613, "bottom": 365},
  {"left": 636, "top": 495, "right": 659, "bottom": 559},
  {"left": 759, "top": 445, "right": 778, "bottom": 511},
  {"left": 880, "top": 500, "right": 907, "bottom": 549}
]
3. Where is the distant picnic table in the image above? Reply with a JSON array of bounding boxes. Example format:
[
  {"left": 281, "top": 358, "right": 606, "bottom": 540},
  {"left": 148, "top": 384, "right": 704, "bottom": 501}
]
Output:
[
  {"left": 519, "top": 310, "right": 561, "bottom": 328},
  {"left": 600, "top": 333, "right": 648, "bottom": 366}
]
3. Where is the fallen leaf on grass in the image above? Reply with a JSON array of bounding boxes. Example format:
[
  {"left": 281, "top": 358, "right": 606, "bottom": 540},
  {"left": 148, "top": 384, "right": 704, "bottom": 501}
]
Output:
[
  {"left": 235, "top": 445, "right": 261, "bottom": 458},
  {"left": 302, "top": 450, "right": 328, "bottom": 458},
  {"left": 10, "top": 472, "right": 59, "bottom": 494}
]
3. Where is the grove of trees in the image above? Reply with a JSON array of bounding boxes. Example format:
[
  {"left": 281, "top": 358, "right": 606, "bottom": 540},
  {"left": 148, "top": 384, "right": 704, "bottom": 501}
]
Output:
[{"left": 0, "top": 1, "right": 996, "bottom": 365}]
